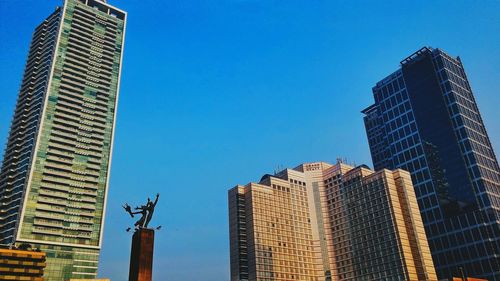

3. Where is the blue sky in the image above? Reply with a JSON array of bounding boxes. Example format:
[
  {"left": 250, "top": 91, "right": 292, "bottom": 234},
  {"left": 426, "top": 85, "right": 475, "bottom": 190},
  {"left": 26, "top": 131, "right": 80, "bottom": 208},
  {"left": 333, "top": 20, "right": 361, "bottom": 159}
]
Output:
[{"left": 1, "top": 0, "right": 499, "bottom": 280}]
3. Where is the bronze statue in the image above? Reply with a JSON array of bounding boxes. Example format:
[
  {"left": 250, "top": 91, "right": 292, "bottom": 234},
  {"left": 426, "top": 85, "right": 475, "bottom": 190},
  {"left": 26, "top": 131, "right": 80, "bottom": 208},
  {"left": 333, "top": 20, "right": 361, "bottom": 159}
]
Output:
[{"left": 123, "top": 193, "right": 160, "bottom": 231}]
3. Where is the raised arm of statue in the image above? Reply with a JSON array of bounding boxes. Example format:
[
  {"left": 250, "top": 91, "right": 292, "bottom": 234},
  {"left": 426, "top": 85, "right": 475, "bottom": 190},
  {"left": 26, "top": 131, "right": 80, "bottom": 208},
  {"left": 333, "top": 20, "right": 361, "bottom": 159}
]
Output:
[{"left": 153, "top": 193, "right": 160, "bottom": 207}]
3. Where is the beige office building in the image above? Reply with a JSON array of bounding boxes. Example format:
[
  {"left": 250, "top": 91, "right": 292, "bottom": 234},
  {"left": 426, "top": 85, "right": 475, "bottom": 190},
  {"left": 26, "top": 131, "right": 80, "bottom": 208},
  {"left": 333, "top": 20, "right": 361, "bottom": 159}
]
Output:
[
  {"left": 228, "top": 161, "right": 437, "bottom": 281},
  {"left": 0, "top": 245, "right": 46, "bottom": 280}
]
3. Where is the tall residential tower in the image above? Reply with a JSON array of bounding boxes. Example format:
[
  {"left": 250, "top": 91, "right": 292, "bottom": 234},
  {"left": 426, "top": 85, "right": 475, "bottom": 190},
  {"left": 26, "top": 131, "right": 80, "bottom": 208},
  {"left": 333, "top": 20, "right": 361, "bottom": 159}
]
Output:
[
  {"left": 0, "top": 0, "right": 126, "bottom": 279},
  {"left": 363, "top": 47, "right": 500, "bottom": 280}
]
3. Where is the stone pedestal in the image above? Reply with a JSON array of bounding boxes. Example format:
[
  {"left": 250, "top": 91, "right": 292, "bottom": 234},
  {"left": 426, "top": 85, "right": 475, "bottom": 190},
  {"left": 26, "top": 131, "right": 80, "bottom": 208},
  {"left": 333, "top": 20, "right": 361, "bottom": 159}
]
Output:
[{"left": 129, "top": 228, "right": 155, "bottom": 281}]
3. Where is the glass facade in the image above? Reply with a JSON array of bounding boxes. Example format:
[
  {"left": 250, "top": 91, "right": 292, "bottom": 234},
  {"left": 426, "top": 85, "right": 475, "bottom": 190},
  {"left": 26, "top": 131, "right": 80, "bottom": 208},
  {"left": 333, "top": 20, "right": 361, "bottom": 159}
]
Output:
[
  {"left": 228, "top": 162, "right": 437, "bottom": 281},
  {"left": 363, "top": 47, "right": 500, "bottom": 280},
  {"left": 0, "top": 0, "right": 126, "bottom": 279}
]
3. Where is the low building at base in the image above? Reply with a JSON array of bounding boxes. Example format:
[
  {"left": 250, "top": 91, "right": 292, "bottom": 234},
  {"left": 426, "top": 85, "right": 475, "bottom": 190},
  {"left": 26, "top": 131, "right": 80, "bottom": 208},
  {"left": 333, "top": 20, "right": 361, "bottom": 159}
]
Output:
[
  {"left": 448, "top": 277, "right": 488, "bottom": 281},
  {"left": 0, "top": 245, "right": 46, "bottom": 281},
  {"left": 69, "top": 279, "right": 111, "bottom": 281}
]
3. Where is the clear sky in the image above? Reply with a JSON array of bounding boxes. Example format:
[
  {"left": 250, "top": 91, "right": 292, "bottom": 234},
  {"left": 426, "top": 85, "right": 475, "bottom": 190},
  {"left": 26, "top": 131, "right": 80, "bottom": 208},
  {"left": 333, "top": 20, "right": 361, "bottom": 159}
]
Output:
[{"left": 0, "top": 0, "right": 499, "bottom": 280}]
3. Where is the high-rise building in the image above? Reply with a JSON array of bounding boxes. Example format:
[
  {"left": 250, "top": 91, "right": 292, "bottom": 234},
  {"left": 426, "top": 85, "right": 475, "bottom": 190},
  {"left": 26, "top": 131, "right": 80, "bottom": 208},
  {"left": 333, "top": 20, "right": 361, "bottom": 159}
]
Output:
[
  {"left": 228, "top": 176, "right": 326, "bottom": 281},
  {"left": 0, "top": 0, "right": 126, "bottom": 279},
  {"left": 363, "top": 47, "right": 500, "bottom": 280},
  {"left": 228, "top": 161, "right": 437, "bottom": 281}
]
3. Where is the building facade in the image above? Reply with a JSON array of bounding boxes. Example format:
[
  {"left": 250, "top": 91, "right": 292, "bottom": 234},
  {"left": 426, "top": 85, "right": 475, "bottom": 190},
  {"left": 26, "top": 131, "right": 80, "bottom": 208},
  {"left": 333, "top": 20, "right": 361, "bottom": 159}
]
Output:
[
  {"left": 228, "top": 177, "right": 326, "bottom": 281},
  {"left": 228, "top": 161, "right": 437, "bottom": 281},
  {"left": 69, "top": 279, "right": 111, "bottom": 281},
  {"left": 0, "top": 0, "right": 126, "bottom": 279},
  {"left": 363, "top": 47, "right": 500, "bottom": 280},
  {"left": 0, "top": 245, "right": 46, "bottom": 280}
]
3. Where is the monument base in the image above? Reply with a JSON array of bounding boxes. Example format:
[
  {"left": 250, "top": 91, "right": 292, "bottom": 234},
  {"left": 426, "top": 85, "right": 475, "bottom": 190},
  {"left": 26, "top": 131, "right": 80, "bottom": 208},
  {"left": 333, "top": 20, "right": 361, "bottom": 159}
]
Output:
[{"left": 129, "top": 228, "right": 155, "bottom": 281}]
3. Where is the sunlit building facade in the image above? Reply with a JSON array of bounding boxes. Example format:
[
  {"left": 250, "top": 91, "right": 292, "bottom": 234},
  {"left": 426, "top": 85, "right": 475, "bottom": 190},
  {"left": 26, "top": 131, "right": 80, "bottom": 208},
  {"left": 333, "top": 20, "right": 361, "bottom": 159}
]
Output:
[
  {"left": 363, "top": 47, "right": 500, "bottom": 280},
  {"left": 228, "top": 161, "right": 437, "bottom": 281},
  {"left": 228, "top": 177, "right": 325, "bottom": 281},
  {"left": 0, "top": 0, "right": 126, "bottom": 279},
  {"left": 0, "top": 245, "right": 47, "bottom": 280}
]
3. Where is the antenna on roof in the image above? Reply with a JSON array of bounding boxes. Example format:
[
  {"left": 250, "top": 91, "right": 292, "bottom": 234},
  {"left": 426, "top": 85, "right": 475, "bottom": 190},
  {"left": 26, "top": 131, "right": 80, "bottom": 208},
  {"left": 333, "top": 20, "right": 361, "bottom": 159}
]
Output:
[
  {"left": 336, "top": 157, "right": 356, "bottom": 166},
  {"left": 274, "top": 164, "right": 284, "bottom": 175}
]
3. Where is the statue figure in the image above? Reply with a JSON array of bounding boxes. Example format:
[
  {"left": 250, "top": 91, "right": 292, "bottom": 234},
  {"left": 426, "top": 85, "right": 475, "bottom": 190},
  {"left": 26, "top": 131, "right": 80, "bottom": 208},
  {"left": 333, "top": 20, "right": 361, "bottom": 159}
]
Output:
[{"left": 123, "top": 193, "right": 160, "bottom": 230}]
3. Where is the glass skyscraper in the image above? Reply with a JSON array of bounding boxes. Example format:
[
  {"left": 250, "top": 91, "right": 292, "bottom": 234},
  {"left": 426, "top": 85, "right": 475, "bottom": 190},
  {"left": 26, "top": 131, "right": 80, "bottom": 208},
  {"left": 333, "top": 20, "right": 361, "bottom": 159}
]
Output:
[
  {"left": 0, "top": 0, "right": 126, "bottom": 279},
  {"left": 363, "top": 47, "right": 500, "bottom": 280}
]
